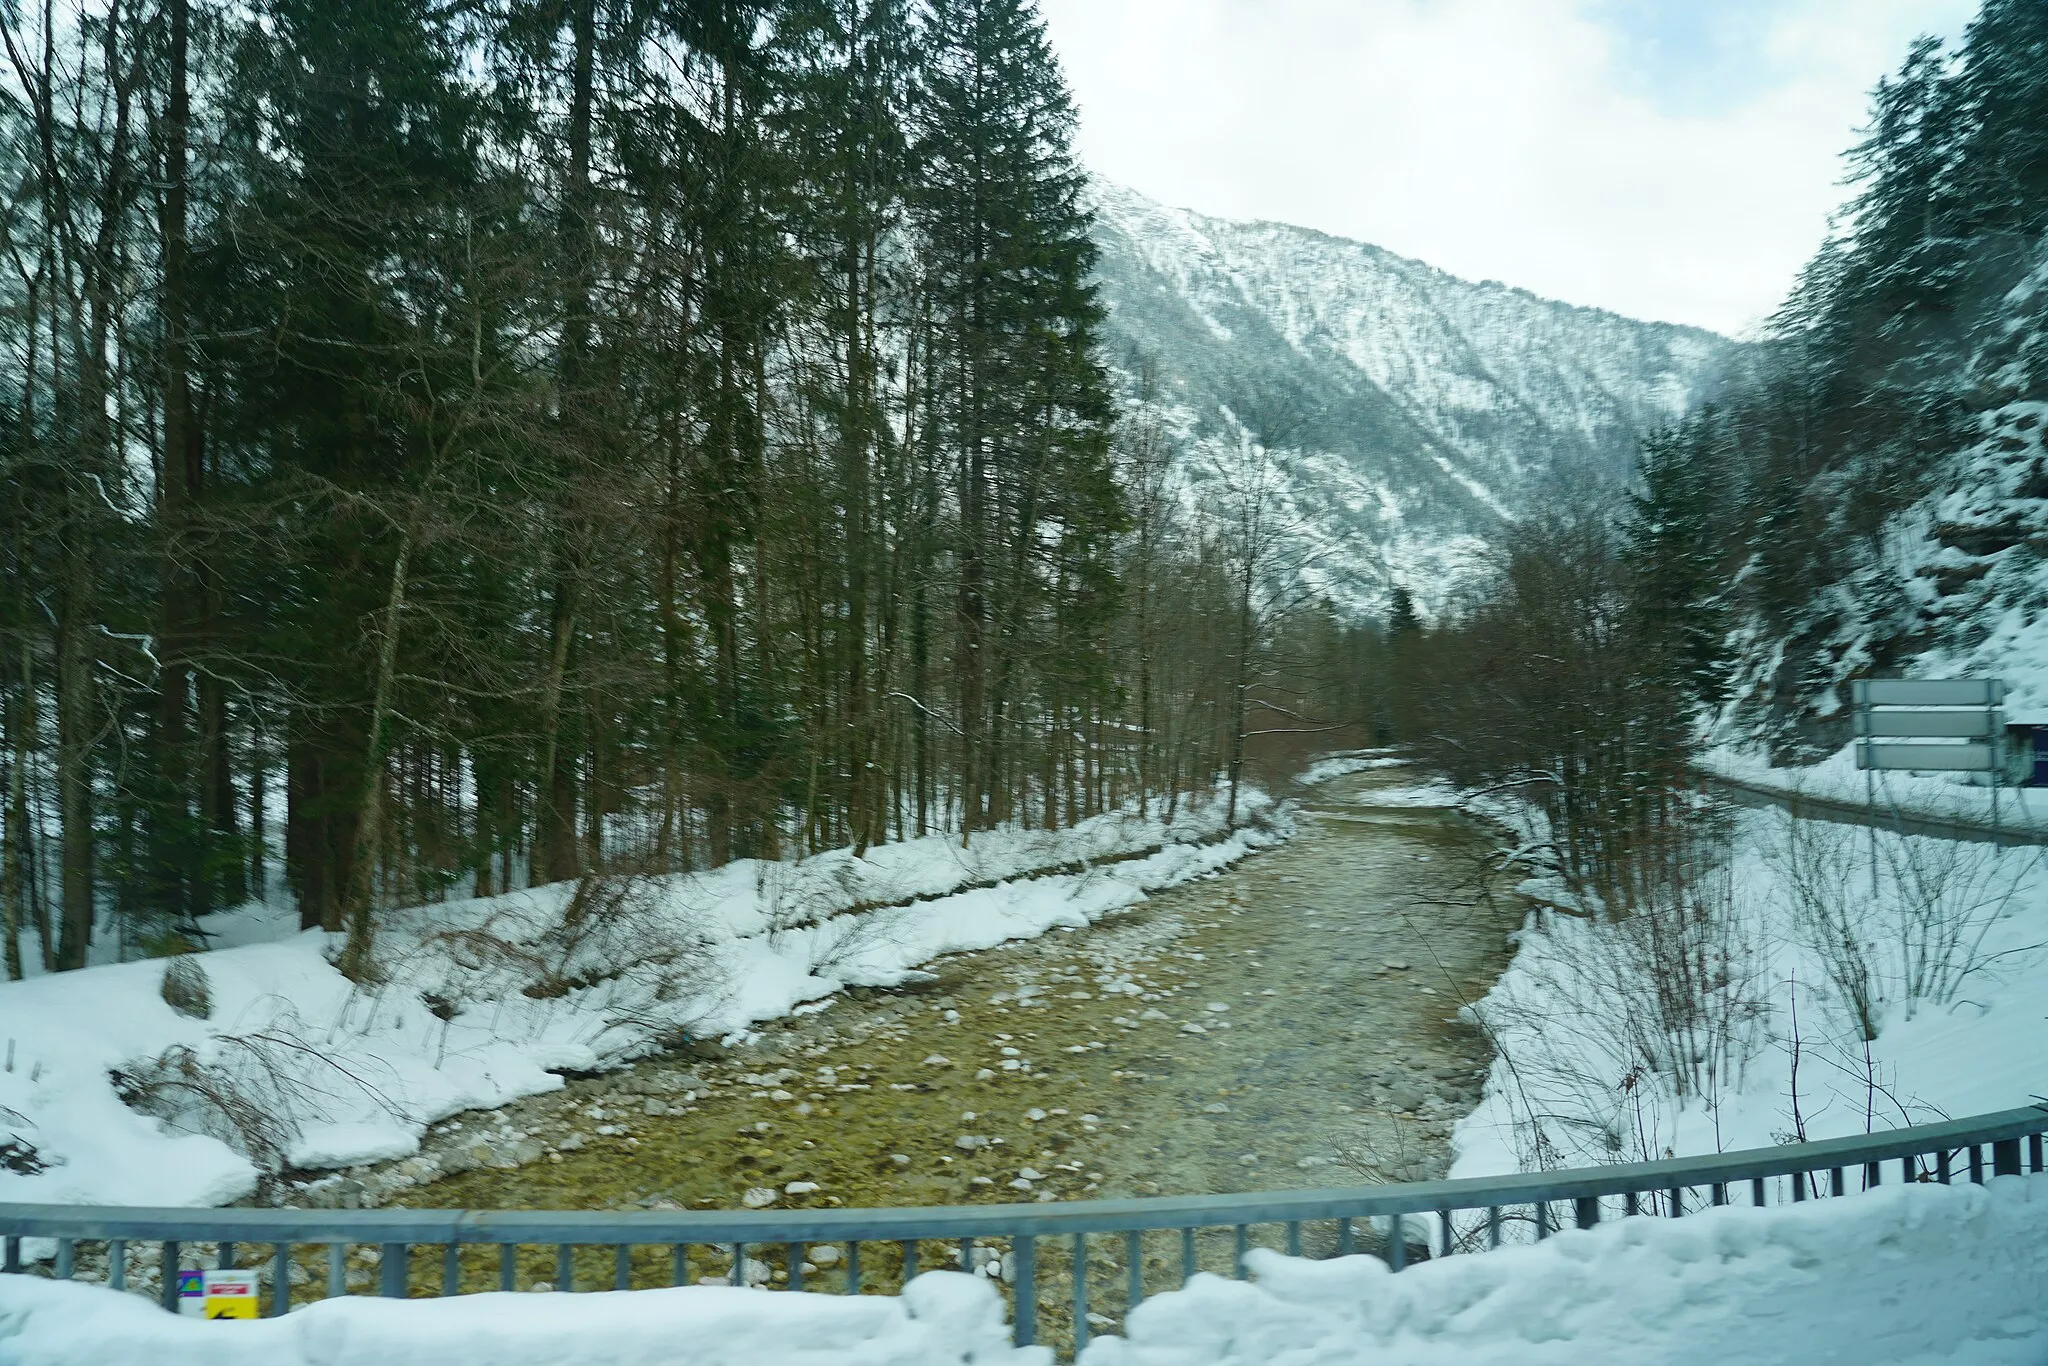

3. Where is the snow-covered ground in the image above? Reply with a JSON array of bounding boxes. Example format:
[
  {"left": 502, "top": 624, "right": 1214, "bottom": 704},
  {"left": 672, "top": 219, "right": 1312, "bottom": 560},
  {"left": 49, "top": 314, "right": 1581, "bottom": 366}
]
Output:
[
  {"left": 4, "top": 1174, "right": 2043, "bottom": 1365},
  {"left": 1085, "top": 1173, "right": 2048, "bottom": 1366},
  {"left": 0, "top": 792, "right": 1286, "bottom": 1210},
  {"left": 1450, "top": 799, "right": 2048, "bottom": 1177}
]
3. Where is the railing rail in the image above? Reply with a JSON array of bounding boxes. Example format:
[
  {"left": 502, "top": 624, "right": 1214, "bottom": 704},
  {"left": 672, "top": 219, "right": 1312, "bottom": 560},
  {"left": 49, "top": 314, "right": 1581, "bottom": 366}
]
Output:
[{"left": 5, "top": 1101, "right": 2045, "bottom": 1354}]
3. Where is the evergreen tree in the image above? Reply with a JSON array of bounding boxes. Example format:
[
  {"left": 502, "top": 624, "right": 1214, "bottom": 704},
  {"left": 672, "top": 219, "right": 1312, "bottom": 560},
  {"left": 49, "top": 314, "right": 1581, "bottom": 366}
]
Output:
[
  {"left": 913, "top": 0, "right": 1117, "bottom": 833},
  {"left": 1386, "top": 586, "right": 1420, "bottom": 637},
  {"left": 1622, "top": 421, "right": 1729, "bottom": 710}
]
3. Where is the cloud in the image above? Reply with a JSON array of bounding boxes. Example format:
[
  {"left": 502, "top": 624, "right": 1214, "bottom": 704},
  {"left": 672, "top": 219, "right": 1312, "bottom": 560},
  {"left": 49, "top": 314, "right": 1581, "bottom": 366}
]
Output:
[{"left": 1038, "top": 0, "right": 1978, "bottom": 335}]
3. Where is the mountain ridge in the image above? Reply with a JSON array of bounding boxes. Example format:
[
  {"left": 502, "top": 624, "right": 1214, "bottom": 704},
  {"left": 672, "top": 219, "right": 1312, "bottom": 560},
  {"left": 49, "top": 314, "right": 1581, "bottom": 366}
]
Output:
[{"left": 1086, "top": 180, "right": 1741, "bottom": 615}]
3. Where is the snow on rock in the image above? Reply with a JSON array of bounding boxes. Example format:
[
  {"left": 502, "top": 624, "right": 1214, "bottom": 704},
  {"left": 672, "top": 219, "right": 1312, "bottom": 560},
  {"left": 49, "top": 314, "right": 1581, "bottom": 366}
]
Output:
[
  {"left": 0, "top": 790, "right": 1288, "bottom": 1211},
  {"left": 1079, "top": 1176, "right": 2048, "bottom": 1366},
  {"left": 0, "top": 1270, "right": 1043, "bottom": 1366}
]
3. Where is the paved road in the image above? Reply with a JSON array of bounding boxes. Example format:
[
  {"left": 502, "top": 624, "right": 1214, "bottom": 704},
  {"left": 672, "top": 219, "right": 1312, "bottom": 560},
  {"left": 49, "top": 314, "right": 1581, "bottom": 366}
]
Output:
[{"left": 1700, "top": 770, "right": 2048, "bottom": 847}]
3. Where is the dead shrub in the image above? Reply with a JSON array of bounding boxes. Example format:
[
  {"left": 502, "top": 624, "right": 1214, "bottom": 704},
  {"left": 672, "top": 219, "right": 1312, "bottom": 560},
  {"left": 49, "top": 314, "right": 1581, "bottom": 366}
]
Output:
[
  {"left": 109, "top": 1021, "right": 400, "bottom": 1180},
  {"left": 402, "top": 865, "right": 719, "bottom": 1057}
]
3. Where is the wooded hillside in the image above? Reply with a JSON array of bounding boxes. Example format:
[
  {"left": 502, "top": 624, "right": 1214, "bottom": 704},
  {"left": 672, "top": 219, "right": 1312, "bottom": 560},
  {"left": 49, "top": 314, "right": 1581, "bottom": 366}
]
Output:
[{"left": 0, "top": 0, "right": 1378, "bottom": 979}]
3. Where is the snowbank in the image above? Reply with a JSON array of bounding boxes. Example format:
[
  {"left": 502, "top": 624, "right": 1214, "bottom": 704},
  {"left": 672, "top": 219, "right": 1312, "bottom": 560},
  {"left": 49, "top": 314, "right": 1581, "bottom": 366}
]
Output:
[
  {"left": 0, "top": 1269, "right": 1041, "bottom": 1366},
  {"left": 1295, "top": 753, "right": 1410, "bottom": 786},
  {"left": 1080, "top": 1174, "right": 2048, "bottom": 1366},
  {"left": 0, "top": 792, "right": 1287, "bottom": 1210}
]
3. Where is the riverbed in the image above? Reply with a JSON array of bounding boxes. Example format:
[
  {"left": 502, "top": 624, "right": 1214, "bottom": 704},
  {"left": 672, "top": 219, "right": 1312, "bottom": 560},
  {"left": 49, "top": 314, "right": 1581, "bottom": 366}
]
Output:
[{"left": 318, "top": 767, "right": 1523, "bottom": 1232}]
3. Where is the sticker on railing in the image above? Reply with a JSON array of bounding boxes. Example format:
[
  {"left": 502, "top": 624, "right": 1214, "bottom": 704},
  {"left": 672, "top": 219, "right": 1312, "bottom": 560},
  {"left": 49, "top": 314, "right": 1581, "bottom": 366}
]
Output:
[
  {"left": 203, "top": 1269, "right": 259, "bottom": 1319},
  {"left": 176, "top": 1268, "right": 205, "bottom": 1317}
]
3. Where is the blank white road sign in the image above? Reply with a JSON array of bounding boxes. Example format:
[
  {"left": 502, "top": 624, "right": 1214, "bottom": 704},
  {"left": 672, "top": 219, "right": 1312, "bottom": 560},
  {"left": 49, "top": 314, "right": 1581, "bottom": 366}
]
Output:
[
  {"left": 1855, "top": 741, "right": 1999, "bottom": 772},
  {"left": 1853, "top": 679, "right": 2005, "bottom": 707}
]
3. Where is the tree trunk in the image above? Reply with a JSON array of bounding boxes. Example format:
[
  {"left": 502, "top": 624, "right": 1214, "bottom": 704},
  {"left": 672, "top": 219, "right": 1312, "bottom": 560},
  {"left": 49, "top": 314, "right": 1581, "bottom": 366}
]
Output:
[
  {"left": 53, "top": 493, "right": 96, "bottom": 970},
  {"left": 338, "top": 531, "right": 414, "bottom": 982}
]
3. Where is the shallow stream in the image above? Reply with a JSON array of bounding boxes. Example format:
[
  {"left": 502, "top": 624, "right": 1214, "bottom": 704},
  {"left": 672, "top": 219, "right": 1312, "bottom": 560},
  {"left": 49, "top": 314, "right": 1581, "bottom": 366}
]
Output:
[{"left": 338, "top": 768, "right": 1521, "bottom": 1215}]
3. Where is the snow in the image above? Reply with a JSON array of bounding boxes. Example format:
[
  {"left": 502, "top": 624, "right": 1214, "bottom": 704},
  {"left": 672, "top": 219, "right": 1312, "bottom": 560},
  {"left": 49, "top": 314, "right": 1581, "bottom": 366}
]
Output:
[
  {"left": 0, "top": 791, "right": 1287, "bottom": 1211},
  {"left": 1449, "top": 800, "right": 2048, "bottom": 1177},
  {"left": 1295, "top": 752, "right": 1410, "bottom": 785},
  {"left": 5, "top": 1179, "right": 2041, "bottom": 1365},
  {"left": 0, "top": 1269, "right": 1042, "bottom": 1366},
  {"left": 1346, "top": 780, "right": 1463, "bottom": 809},
  {"left": 1081, "top": 1175, "right": 2048, "bottom": 1366}
]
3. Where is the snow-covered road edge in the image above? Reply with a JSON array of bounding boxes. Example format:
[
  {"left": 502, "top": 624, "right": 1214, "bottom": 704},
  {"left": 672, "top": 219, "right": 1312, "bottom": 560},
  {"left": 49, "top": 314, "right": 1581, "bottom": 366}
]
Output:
[{"left": 1699, "top": 743, "right": 2048, "bottom": 834}]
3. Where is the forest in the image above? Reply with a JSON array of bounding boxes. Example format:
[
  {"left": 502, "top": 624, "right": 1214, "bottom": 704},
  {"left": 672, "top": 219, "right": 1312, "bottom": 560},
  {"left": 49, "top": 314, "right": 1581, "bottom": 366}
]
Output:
[{"left": 0, "top": 0, "right": 1376, "bottom": 981}]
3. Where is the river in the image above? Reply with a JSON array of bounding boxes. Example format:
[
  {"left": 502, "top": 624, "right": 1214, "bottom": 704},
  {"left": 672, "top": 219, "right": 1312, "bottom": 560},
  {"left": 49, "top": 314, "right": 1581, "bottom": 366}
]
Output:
[{"left": 298, "top": 763, "right": 1525, "bottom": 1325}]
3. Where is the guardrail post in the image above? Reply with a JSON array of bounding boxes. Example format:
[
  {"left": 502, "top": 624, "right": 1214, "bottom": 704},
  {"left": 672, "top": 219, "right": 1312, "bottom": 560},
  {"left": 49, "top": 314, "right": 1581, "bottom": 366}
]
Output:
[
  {"left": 380, "top": 1243, "right": 408, "bottom": 1298},
  {"left": 1073, "top": 1233, "right": 1090, "bottom": 1351},
  {"left": 1388, "top": 1214, "right": 1405, "bottom": 1269},
  {"left": 1992, "top": 1139, "right": 2021, "bottom": 1178},
  {"left": 160, "top": 1240, "right": 180, "bottom": 1311},
  {"left": 273, "top": 1243, "right": 291, "bottom": 1315},
  {"left": 1574, "top": 1196, "right": 1598, "bottom": 1229},
  {"left": 1011, "top": 1235, "right": 1037, "bottom": 1347}
]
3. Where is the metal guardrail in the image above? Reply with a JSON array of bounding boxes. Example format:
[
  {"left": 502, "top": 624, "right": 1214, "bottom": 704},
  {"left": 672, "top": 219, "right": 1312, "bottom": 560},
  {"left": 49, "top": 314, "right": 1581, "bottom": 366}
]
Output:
[{"left": 4, "top": 1103, "right": 2045, "bottom": 1353}]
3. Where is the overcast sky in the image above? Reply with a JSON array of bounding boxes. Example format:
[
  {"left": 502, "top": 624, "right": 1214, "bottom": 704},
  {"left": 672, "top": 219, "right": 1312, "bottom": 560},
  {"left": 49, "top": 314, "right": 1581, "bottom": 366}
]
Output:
[{"left": 1036, "top": 0, "right": 1979, "bottom": 337}]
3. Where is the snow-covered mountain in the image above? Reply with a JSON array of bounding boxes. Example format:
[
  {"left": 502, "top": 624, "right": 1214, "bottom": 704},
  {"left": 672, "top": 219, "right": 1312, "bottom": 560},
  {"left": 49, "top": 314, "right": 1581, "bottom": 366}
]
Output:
[{"left": 1088, "top": 181, "right": 1740, "bottom": 615}]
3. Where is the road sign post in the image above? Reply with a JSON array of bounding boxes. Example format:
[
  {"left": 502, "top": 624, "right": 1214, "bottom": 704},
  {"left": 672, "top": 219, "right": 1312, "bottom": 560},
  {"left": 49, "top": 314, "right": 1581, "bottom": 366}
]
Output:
[{"left": 1851, "top": 679, "right": 2006, "bottom": 869}]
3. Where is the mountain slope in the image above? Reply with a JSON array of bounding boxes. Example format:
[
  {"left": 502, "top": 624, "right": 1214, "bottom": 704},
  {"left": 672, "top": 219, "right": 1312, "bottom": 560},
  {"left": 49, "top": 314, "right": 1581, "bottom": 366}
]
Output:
[{"left": 1088, "top": 182, "right": 1739, "bottom": 614}]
